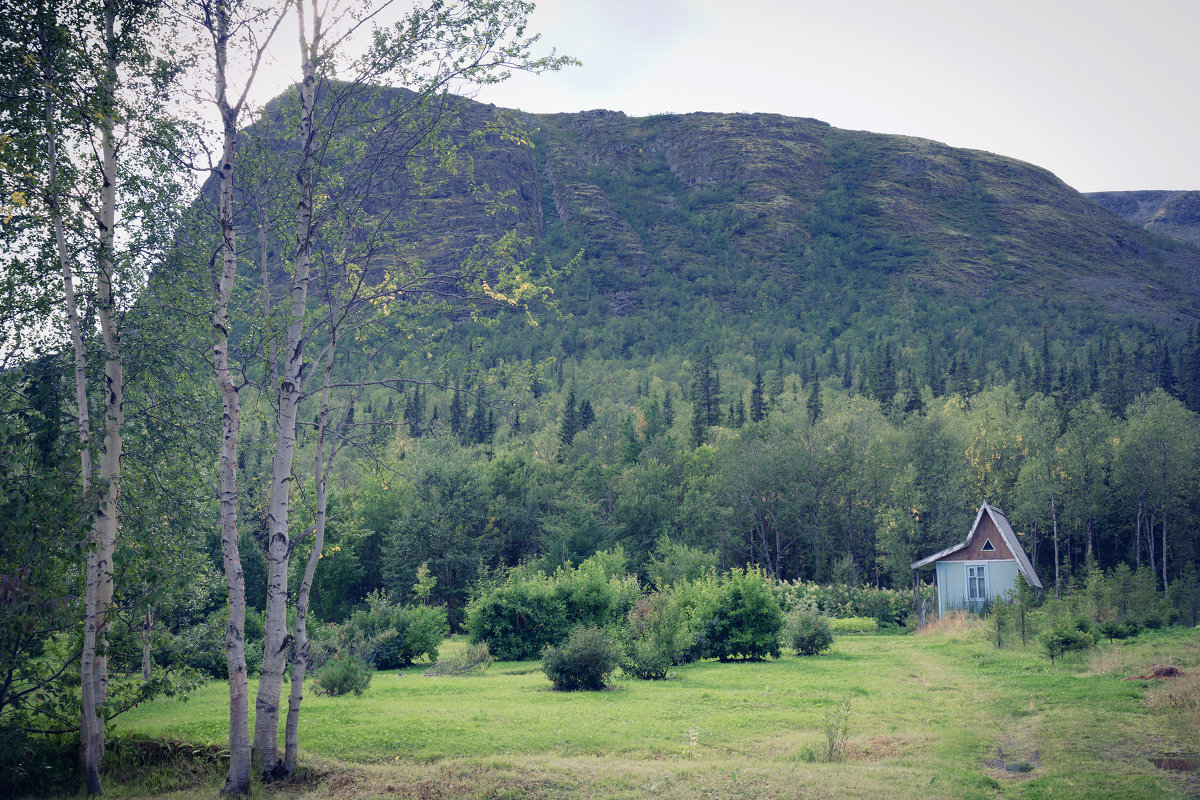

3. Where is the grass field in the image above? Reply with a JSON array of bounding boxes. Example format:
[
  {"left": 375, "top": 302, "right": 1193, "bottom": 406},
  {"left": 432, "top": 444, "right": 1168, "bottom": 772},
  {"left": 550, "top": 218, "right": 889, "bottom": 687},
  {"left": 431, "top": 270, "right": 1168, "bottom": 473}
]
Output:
[{"left": 99, "top": 622, "right": 1200, "bottom": 800}]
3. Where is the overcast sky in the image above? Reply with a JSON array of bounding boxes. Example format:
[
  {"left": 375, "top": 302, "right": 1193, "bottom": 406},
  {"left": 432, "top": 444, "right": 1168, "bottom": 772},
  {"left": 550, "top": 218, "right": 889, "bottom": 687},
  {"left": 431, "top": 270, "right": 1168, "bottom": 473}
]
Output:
[{"left": 453, "top": 0, "right": 1198, "bottom": 194}]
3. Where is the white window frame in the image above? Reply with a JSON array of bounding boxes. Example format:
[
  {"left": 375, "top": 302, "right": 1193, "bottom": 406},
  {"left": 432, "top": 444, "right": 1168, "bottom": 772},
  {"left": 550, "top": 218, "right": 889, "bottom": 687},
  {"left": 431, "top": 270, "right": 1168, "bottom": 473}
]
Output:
[{"left": 966, "top": 563, "right": 988, "bottom": 602}]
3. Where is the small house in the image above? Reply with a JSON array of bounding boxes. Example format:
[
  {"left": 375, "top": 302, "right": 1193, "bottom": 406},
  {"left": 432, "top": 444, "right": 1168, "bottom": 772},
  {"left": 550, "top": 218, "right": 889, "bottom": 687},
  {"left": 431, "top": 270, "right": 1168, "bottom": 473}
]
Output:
[{"left": 911, "top": 501, "right": 1042, "bottom": 618}]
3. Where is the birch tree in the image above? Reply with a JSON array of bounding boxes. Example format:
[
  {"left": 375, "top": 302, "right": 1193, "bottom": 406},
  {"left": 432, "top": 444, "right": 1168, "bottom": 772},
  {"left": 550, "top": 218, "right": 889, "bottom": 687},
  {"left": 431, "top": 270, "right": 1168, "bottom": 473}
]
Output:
[
  {"left": 241, "top": 0, "right": 570, "bottom": 777},
  {"left": 1, "top": 0, "right": 183, "bottom": 790},
  {"left": 182, "top": 0, "right": 288, "bottom": 790}
]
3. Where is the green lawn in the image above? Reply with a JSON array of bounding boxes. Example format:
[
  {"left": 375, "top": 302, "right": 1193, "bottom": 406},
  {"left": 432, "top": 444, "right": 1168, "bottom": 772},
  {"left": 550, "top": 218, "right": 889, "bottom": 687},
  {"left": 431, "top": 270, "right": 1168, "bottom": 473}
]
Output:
[{"left": 106, "top": 625, "right": 1200, "bottom": 800}]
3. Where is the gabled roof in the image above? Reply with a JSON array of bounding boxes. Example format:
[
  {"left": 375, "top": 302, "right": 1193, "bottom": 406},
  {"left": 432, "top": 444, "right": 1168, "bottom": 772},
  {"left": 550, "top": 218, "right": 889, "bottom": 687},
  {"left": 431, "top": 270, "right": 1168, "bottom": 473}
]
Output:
[{"left": 911, "top": 501, "right": 1043, "bottom": 589}]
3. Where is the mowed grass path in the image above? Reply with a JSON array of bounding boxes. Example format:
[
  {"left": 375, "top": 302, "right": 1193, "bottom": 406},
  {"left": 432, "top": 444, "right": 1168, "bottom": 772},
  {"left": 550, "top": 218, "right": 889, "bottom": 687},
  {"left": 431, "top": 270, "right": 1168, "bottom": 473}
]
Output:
[{"left": 112, "top": 627, "right": 1200, "bottom": 800}]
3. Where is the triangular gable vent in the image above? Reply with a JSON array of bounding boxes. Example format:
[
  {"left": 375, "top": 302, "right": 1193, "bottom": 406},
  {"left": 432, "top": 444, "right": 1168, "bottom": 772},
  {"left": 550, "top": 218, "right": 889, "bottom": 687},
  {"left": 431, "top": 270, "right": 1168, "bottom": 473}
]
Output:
[{"left": 981, "top": 538, "right": 995, "bottom": 552}]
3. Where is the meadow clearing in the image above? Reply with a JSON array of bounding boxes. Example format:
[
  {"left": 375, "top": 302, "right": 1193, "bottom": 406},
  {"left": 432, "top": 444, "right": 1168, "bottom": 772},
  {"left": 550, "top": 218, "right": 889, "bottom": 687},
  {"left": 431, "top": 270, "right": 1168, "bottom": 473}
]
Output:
[{"left": 100, "top": 622, "right": 1199, "bottom": 800}]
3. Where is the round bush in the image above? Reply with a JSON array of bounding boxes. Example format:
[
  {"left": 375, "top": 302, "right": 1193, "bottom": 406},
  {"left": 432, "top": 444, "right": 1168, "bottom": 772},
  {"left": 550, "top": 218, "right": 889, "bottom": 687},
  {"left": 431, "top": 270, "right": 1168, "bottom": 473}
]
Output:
[
  {"left": 315, "top": 653, "right": 373, "bottom": 696},
  {"left": 621, "top": 593, "right": 697, "bottom": 679},
  {"left": 703, "top": 568, "right": 783, "bottom": 661},
  {"left": 466, "top": 574, "right": 568, "bottom": 661},
  {"left": 783, "top": 601, "right": 833, "bottom": 656},
  {"left": 541, "top": 625, "right": 621, "bottom": 690}
]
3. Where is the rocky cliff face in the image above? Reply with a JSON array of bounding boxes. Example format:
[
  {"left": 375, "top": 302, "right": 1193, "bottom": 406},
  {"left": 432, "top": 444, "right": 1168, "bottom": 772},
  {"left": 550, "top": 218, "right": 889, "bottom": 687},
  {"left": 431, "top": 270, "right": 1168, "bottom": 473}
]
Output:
[
  {"left": 1087, "top": 190, "right": 1200, "bottom": 248},
  {"left": 522, "top": 108, "right": 1199, "bottom": 325},
  {"left": 240, "top": 88, "right": 1200, "bottom": 328}
]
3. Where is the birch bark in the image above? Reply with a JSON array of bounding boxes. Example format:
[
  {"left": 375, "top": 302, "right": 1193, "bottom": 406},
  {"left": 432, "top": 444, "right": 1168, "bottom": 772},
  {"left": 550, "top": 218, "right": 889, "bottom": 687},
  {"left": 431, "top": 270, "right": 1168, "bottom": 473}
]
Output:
[
  {"left": 76, "top": 7, "right": 125, "bottom": 791},
  {"left": 210, "top": 1, "right": 252, "bottom": 789},
  {"left": 283, "top": 321, "right": 339, "bottom": 772},
  {"left": 38, "top": 10, "right": 103, "bottom": 793},
  {"left": 252, "top": 4, "right": 319, "bottom": 773}
]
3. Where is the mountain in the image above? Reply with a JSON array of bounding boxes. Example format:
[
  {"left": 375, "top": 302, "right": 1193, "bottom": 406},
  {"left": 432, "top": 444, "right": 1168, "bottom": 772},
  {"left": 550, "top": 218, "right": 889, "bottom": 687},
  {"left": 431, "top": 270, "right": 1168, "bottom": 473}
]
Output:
[
  {"left": 228, "top": 88, "right": 1200, "bottom": 412},
  {"left": 1086, "top": 190, "right": 1200, "bottom": 248},
  {"left": 202, "top": 89, "right": 1200, "bottom": 610},
  {"left": 245, "top": 89, "right": 1200, "bottom": 335}
]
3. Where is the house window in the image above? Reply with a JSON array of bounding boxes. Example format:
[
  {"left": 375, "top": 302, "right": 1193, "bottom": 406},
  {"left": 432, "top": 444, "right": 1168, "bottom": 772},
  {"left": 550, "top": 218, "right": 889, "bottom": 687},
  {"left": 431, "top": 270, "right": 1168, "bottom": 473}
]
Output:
[
  {"left": 981, "top": 538, "right": 995, "bottom": 552},
  {"left": 967, "top": 564, "right": 988, "bottom": 602}
]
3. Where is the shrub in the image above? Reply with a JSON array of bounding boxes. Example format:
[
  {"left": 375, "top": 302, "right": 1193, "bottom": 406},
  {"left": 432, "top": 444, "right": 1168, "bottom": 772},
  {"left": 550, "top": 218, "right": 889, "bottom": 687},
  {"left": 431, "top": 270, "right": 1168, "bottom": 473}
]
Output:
[
  {"left": 667, "top": 572, "right": 721, "bottom": 663},
  {"left": 621, "top": 593, "right": 697, "bottom": 679},
  {"left": 828, "top": 617, "right": 878, "bottom": 635},
  {"left": 466, "top": 572, "right": 568, "bottom": 661},
  {"left": 1039, "top": 626, "right": 1094, "bottom": 664},
  {"left": 775, "top": 580, "right": 925, "bottom": 628},
  {"left": 704, "top": 568, "right": 783, "bottom": 661},
  {"left": 391, "top": 605, "right": 447, "bottom": 667},
  {"left": 783, "top": 600, "right": 833, "bottom": 656},
  {"left": 1098, "top": 618, "right": 1130, "bottom": 643},
  {"left": 315, "top": 653, "right": 373, "bottom": 696},
  {"left": 542, "top": 625, "right": 621, "bottom": 690},
  {"left": 330, "top": 591, "right": 446, "bottom": 669}
]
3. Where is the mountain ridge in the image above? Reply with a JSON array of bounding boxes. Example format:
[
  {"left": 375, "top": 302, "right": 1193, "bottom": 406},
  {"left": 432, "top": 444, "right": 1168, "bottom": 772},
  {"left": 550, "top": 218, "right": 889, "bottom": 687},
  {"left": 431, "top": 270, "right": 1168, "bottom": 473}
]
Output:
[{"left": 1086, "top": 190, "right": 1200, "bottom": 248}]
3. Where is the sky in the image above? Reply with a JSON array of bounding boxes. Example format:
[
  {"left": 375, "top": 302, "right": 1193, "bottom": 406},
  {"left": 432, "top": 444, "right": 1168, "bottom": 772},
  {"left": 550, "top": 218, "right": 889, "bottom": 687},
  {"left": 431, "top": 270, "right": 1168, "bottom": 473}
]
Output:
[{"left": 437, "top": 0, "right": 1200, "bottom": 194}]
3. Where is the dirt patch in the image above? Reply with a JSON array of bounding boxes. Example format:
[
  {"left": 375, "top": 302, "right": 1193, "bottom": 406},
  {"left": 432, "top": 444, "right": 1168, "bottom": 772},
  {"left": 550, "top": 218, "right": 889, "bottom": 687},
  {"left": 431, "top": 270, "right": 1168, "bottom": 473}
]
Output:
[
  {"left": 986, "top": 746, "right": 1041, "bottom": 776},
  {"left": 1150, "top": 755, "right": 1200, "bottom": 772},
  {"left": 983, "top": 718, "right": 1042, "bottom": 782},
  {"left": 1128, "top": 664, "right": 1186, "bottom": 680}
]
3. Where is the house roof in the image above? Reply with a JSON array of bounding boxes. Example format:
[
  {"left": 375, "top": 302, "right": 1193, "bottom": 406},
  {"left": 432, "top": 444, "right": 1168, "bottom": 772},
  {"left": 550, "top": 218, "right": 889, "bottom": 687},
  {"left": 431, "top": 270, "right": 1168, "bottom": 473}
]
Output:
[{"left": 910, "top": 501, "right": 1043, "bottom": 589}]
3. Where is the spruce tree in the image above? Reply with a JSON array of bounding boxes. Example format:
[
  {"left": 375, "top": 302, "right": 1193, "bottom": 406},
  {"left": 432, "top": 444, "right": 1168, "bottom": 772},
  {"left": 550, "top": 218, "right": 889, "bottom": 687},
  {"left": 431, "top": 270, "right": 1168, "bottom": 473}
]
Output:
[
  {"left": 806, "top": 380, "right": 822, "bottom": 425},
  {"left": 468, "top": 393, "right": 488, "bottom": 444},
  {"left": 578, "top": 398, "right": 594, "bottom": 430},
  {"left": 1158, "top": 341, "right": 1176, "bottom": 396},
  {"left": 693, "top": 345, "right": 721, "bottom": 425},
  {"left": 871, "top": 340, "right": 896, "bottom": 405},
  {"left": 1101, "top": 330, "right": 1128, "bottom": 413},
  {"left": 403, "top": 390, "right": 421, "bottom": 437},
  {"left": 689, "top": 397, "right": 707, "bottom": 449},
  {"left": 557, "top": 385, "right": 578, "bottom": 459},
  {"left": 1039, "top": 329, "right": 1053, "bottom": 395},
  {"left": 750, "top": 370, "right": 765, "bottom": 422}
]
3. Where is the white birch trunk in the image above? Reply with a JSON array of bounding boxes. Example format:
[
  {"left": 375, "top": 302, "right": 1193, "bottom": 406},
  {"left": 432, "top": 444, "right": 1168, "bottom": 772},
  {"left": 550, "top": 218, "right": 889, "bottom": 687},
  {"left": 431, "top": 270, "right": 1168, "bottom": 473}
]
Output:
[
  {"left": 40, "top": 16, "right": 102, "bottom": 794},
  {"left": 79, "top": 9, "right": 124, "bottom": 790},
  {"left": 283, "top": 327, "right": 338, "bottom": 773},
  {"left": 254, "top": 13, "right": 318, "bottom": 773},
  {"left": 1051, "top": 496, "right": 1059, "bottom": 597},
  {"left": 140, "top": 605, "right": 156, "bottom": 681},
  {"left": 211, "top": 6, "right": 252, "bottom": 791}
]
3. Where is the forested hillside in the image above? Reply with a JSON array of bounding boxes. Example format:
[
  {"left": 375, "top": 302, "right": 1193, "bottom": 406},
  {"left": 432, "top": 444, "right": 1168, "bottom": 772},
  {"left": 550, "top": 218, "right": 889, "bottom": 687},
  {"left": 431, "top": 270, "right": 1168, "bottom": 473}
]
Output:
[{"left": 195, "top": 88, "right": 1200, "bottom": 625}]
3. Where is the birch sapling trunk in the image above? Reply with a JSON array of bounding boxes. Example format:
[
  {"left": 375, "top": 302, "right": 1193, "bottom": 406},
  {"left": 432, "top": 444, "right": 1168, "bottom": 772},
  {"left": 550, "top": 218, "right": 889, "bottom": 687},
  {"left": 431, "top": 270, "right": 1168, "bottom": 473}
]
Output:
[
  {"left": 1162, "top": 511, "right": 1168, "bottom": 592},
  {"left": 1135, "top": 494, "right": 1144, "bottom": 569},
  {"left": 1051, "top": 496, "right": 1059, "bottom": 597},
  {"left": 283, "top": 324, "right": 339, "bottom": 773},
  {"left": 1147, "top": 508, "right": 1157, "bottom": 587},
  {"left": 140, "top": 605, "right": 156, "bottom": 681},
  {"left": 211, "top": 7, "right": 252, "bottom": 790},
  {"left": 40, "top": 16, "right": 101, "bottom": 794},
  {"left": 79, "top": 7, "right": 125, "bottom": 790},
  {"left": 254, "top": 14, "right": 318, "bottom": 773}
]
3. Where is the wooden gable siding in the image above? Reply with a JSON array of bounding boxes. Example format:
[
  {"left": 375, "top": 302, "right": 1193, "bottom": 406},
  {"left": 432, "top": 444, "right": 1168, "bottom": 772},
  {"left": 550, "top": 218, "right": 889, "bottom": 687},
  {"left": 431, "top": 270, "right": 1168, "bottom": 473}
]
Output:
[{"left": 940, "top": 515, "right": 1014, "bottom": 561}]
